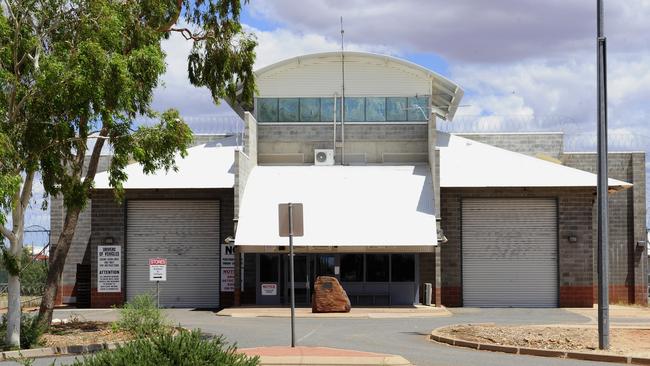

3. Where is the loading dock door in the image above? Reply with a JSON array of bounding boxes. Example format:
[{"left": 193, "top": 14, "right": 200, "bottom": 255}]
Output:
[
  {"left": 462, "top": 198, "right": 558, "bottom": 307},
  {"left": 126, "top": 200, "right": 220, "bottom": 308}
]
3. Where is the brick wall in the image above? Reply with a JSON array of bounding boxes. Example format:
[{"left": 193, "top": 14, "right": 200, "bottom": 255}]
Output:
[
  {"left": 440, "top": 187, "right": 595, "bottom": 307},
  {"left": 562, "top": 152, "right": 648, "bottom": 305},
  {"left": 456, "top": 132, "right": 564, "bottom": 159},
  {"left": 90, "top": 188, "right": 234, "bottom": 308}
]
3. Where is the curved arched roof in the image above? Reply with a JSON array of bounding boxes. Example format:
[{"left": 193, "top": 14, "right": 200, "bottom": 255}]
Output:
[{"left": 252, "top": 52, "right": 465, "bottom": 121}]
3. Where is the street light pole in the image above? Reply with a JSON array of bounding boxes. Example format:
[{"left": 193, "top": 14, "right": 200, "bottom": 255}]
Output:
[{"left": 596, "top": 0, "right": 610, "bottom": 350}]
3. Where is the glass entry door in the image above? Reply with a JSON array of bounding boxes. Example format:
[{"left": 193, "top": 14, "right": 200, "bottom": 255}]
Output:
[
  {"left": 284, "top": 254, "right": 311, "bottom": 305},
  {"left": 283, "top": 254, "right": 338, "bottom": 305}
]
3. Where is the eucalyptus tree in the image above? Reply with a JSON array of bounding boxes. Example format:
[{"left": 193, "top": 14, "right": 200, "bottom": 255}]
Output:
[{"left": 1, "top": 0, "right": 256, "bottom": 345}]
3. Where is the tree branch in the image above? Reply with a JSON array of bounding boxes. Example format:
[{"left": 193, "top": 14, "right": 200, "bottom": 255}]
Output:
[
  {"left": 0, "top": 225, "right": 16, "bottom": 243},
  {"left": 168, "top": 27, "right": 213, "bottom": 41},
  {"left": 20, "top": 170, "right": 35, "bottom": 210},
  {"left": 157, "top": 0, "right": 183, "bottom": 32}
]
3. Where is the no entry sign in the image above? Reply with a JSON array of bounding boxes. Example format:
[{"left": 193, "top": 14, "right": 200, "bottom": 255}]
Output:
[{"left": 149, "top": 258, "right": 167, "bottom": 281}]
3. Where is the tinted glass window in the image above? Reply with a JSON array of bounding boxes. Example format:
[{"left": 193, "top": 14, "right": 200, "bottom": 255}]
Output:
[
  {"left": 320, "top": 97, "right": 341, "bottom": 122},
  {"left": 257, "top": 98, "right": 278, "bottom": 122},
  {"left": 259, "top": 254, "right": 278, "bottom": 282},
  {"left": 366, "top": 254, "right": 389, "bottom": 282},
  {"left": 300, "top": 98, "right": 320, "bottom": 122},
  {"left": 407, "top": 96, "right": 429, "bottom": 121},
  {"left": 391, "top": 254, "right": 415, "bottom": 282},
  {"left": 344, "top": 97, "right": 365, "bottom": 122},
  {"left": 279, "top": 98, "right": 299, "bottom": 122},
  {"left": 386, "top": 97, "right": 407, "bottom": 121},
  {"left": 340, "top": 254, "right": 363, "bottom": 282},
  {"left": 365, "top": 97, "right": 386, "bottom": 121}
]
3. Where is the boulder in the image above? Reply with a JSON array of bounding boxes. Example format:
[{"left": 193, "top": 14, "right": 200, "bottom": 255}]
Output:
[{"left": 311, "top": 276, "right": 351, "bottom": 313}]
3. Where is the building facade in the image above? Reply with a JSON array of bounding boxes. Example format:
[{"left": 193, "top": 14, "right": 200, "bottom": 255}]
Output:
[{"left": 51, "top": 52, "right": 648, "bottom": 309}]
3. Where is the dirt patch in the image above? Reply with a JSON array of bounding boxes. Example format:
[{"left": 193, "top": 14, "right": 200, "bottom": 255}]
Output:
[
  {"left": 437, "top": 325, "right": 650, "bottom": 358},
  {"left": 41, "top": 321, "right": 133, "bottom": 348}
]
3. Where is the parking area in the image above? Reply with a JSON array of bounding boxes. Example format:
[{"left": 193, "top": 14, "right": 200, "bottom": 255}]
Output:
[{"left": 3, "top": 306, "right": 650, "bottom": 366}]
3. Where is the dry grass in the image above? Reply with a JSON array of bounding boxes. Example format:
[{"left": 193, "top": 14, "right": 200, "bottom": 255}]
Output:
[
  {"left": 41, "top": 321, "right": 134, "bottom": 348},
  {"left": 438, "top": 324, "right": 650, "bottom": 357}
]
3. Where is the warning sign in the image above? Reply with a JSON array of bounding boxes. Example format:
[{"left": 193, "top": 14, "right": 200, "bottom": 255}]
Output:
[
  {"left": 149, "top": 258, "right": 167, "bottom": 281},
  {"left": 98, "top": 246, "right": 121, "bottom": 293}
]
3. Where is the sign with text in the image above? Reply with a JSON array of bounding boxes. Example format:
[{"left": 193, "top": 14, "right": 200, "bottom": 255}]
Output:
[
  {"left": 98, "top": 246, "right": 121, "bottom": 293},
  {"left": 149, "top": 258, "right": 167, "bottom": 281},
  {"left": 261, "top": 283, "right": 277, "bottom": 296},
  {"left": 220, "top": 268, "right": 235, "bottom": 292},
  {"left": 220, "top": 244, "right": 235, "bottom": 292}
]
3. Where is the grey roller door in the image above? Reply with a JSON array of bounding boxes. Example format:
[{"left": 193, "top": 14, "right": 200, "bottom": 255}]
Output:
[
  {"left": 127, "top": 200, "right": 220, "bottom": 308},
  {"left": 462, "top": 198, "right": 557, "bottom": 307}
]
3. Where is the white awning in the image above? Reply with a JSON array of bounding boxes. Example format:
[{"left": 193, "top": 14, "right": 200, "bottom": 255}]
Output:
[
  {"left": 235, "top": 165, "right": 437, "bottom": 248},
  {"left": 437, "top": 132, "right": 631, "bottom": 191},
  {"left": 94, "top": 141, "right": 236, "bottom": 190}
]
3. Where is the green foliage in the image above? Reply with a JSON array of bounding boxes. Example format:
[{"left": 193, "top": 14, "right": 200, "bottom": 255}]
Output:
[
  {"left": 112, "top": 294, "right": 168, "bottom": 337},
  {"left": 71, "top": 330, "right": 259, "bottom": 366},
  {"left": 0, "top": 248, "right": 48, "bottom": 294},
  {"left": 1, "top": 248, "right": 21, "bottom": 276},
  {"left": 0, "top": 313, "right": 45, "bottom": 350},
  {"left": 19, "top": 250, "right": 47, "bottom": 296}
]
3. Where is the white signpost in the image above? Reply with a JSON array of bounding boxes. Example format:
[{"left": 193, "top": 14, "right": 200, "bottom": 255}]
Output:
[
  {"left": 149, "top": 258, "right": 167, "bottom": 308},
  {"left": 97, "top": 246, "right": 121, "bottom": 293}
]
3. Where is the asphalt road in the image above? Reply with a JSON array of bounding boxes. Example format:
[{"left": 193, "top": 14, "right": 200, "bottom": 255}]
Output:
[{"left": 0, "top": 307, "right": 638, "bottom": 366}]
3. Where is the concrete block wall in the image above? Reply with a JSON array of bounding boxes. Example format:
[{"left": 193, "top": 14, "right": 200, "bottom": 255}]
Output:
[
  {"left": 562, "top": 152, "right": 648, "bottom": 305},
  {"left": 257, "top": 124, "right": 428, "bottom": 164},
  {"left": 440, "top": 187, "right": 595, "bottom": 307},
  {"left": 55, "top": 135, "right": 235, "bottom": 306},
  {"left": 456, "top": 132, "right": 564, "bottom": 159},
  {"left": 52, "top": 155, "right": 111, "bottom": 305},
  {"left": 89, "top": 188, "right": 234, "bottom": 308}
]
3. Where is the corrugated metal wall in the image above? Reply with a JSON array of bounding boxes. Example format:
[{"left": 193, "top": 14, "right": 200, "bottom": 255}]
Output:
[
  {"left": 257, "top": 55, "right": 431, "bottom": 97},
  {"left": 462, "top": 198, "right": 558, "bottom": 307},
  {"left": 126, "top": 200, "right": 221, "bottom": 308}
]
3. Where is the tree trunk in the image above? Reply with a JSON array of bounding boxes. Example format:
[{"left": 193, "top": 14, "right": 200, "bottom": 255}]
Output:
[
  {"left": 37, "top": 127, "right": 108, "bottom": 328},
  {"left": 37, "top": 206, "right": 82, "bottom": 327},
  {"left": 6, "top": 240, "right": 21, "bottom": 348},
  {"left": 5, "top": 170, "right": 34, "bottom": 348}
]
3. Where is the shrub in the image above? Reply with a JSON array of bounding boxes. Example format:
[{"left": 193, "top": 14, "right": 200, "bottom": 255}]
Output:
[
  {"left": 0, "top": 313, "right": 45, "bottom": 350},
  {"left": 71, "top": 330, "right": 259, "bottom": 366},
  {"left": 112, "top": 294, "right": 167, "bottom": 337}
]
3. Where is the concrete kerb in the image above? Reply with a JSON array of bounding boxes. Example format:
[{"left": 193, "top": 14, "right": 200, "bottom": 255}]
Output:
[
  {"left": 430, "top": 327, "right": 650, "bottom": 365},
  {"left": 0, "top": 340, "right": 130, "bottom": 361}
]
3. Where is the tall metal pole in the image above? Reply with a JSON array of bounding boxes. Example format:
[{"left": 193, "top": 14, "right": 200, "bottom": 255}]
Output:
[
  {"left": 596, "top": 0, "right": 610, "bottom": 350},
  {"left": 288, "top": 203, "right": 296, "bottom": 347},
  {"left": 340, "top": 16, "right": 345, "bottom": 166}
]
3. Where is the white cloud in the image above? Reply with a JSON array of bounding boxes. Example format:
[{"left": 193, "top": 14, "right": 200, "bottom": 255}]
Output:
[{"left": 249, "top": 26, "right": 396, "bottom": 69}]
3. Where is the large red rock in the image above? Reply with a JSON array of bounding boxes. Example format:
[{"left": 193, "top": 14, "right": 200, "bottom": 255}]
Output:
[{"left": 311, "top": 276, "right": 351, "bottom": 313}]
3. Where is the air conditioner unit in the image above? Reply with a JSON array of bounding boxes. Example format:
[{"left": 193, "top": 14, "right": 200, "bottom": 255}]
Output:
[{"left": 314, "top": 149, "right": 334, "bottom": 166}]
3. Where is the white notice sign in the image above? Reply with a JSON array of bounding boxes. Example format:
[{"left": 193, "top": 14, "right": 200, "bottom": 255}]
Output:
[
  {"left": 220, "top": 244, "right": 235, "bottom": 292},
  {"left": 261, "top": 283, "right": 277, "bottom": 296},
  {"left": 149, "top": 258, "right": 167, "bottom": 281},
  {"left": 220, "top": 268, "right": 235, "bottom": 292},
  {"left": 98, "top": 246, "right": 121, "bottom": 292}
]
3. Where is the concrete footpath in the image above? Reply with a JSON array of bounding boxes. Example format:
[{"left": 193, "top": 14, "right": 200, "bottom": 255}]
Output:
[
  {"left": 217, "top": 305, "right": 450, "bottom": 318},
  {"left": 239, "top": 346, "right": 412, "bottom": 366}
]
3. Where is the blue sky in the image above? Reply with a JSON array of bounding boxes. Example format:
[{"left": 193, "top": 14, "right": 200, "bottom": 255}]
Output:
[{"left": 12, "top": 1, "right": 650, "bottom": 248}]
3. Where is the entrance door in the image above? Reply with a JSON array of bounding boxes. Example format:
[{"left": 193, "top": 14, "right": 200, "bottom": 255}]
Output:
[{"left": 284, "top": 254, "right": 311, "bottom": 305}]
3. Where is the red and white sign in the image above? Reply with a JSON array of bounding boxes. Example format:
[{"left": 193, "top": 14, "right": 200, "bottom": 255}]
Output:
[
  {"left": 149, "top": 258, "right": 167, "bottom": 281},
  {"left": 261, "top": 283, "right": 277, "bottom": 296}
]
